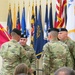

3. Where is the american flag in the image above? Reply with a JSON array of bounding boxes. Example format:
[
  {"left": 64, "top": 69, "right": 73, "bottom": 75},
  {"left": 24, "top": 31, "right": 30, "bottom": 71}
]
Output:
[{"left": 54, "top": 0, "right": 67, "bottom": 28}]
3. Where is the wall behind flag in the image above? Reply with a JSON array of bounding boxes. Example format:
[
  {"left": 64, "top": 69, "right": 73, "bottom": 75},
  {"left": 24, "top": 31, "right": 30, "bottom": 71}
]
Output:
[
  {"left": 0, "top": 22, "right": 7, "bottom": 29},
  {"left": 0, "top": 0, "right": 8, "bottom": 21},
  {"left": 0, "top": 0, "right": 56, "bottom": 29}
]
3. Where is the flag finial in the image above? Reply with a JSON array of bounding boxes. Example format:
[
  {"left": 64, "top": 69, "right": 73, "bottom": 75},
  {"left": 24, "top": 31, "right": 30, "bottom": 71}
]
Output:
[{"left": 23, "top": 1, "right": 25, "bottom": 7}]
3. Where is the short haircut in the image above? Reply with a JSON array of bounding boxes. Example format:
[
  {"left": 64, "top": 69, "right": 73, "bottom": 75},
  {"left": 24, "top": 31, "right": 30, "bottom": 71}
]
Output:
[
  {"left": 48, "top": 31, "right": 58, "bottom": 38},
  {"left": 11, "top": 32, "right": 18, "bottom": 37},
  {"left": 54, "top": 67, "right": 75, "bottom": 75}
]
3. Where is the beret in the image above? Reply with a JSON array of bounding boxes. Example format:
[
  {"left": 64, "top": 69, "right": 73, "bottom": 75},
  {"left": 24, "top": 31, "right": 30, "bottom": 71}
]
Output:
[
  {"left": 21, "top": 33, "right": 27, "bottom": 38},
  {"left": 12, "top": 28, "right": 21, "bottom": 36},
  {"left": 58, "top": 28, "right": 68, "bottom": 32},
  {"left": 48, "top": 28, "right": 59, "bottom": 33}
]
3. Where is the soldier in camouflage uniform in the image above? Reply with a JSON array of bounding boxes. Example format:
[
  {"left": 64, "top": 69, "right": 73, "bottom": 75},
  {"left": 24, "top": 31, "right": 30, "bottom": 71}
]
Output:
[
  {"left": 19, "top": 33, "right": 36, "bottom": 75},
  {"left": 0, "top": 28, "right": 30, "bottom": 75},
  {"left": 58, "top": 28, "right": 75, "bottom": 70},
  {"left": 42, "top": 28, "right": 73, "bottom": 75}
]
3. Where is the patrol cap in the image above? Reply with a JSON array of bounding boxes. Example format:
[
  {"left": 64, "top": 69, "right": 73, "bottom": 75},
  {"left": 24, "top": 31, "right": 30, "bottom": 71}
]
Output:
[
  {"left": 21, "top": 33, "right": 27, "bottom": 38},
  {"left": 58, "top": 28, "right": 68, "bottom": 32},
  {"left": 48, "top": 28, "right": 59, "bottom": 33},
  {"left": 12, "top": 28, "right": 21, "bottom": 36}
]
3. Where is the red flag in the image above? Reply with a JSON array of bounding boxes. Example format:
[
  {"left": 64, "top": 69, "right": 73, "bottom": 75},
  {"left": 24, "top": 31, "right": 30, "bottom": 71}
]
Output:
[
  {"left": 0, "top": 24, "right": 11, "bottom": 47},
  {"left": 54, "top": 0, "right": 67, "bottom": 28}
]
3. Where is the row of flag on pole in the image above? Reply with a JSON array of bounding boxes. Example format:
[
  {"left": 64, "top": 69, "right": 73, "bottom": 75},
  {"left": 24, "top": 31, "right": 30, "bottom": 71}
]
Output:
[
  {"left": 6, "top": 1, "right": 54, "bottom": 58},
  {"left": 7, "top": 3, "right": 21, "bottom": 35},
  {"left": 1, "top": 0, "right": 75, "bottom": 58}
]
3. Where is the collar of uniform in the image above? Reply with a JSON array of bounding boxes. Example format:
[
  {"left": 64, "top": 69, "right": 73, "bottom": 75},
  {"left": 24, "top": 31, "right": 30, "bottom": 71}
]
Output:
[
  {"left": 60, "top": 37, "right": 69, "bottom": 43},
  {"left": 50, "top": 38, "right": 58, "bottom": 43},
  {"left": 10, "top": 39, "right": 18, "bottom": 43},
  {"left": 23, "top": 44, "right": 27, "bottom": 47}
]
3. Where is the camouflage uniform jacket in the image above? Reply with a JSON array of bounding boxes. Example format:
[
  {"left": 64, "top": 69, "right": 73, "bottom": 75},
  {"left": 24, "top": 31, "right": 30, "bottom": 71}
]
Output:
[
  {"left": 42, "top": 39, "right": 73, "bottom": 75},
  {"left": 0, "top": 39, "right": 30, "bottom": 75},
  {"left": 62, "top": 38, "right": 75, "bottom": 69},
  {"left": 23, "top": 44, "right": 36, "bottom": 71}
]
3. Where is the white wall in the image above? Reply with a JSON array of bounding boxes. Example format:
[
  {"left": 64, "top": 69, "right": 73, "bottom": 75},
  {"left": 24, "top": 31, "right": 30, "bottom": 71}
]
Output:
[{"left": 0, "top": 0, "right": 8, "bottom": 22}]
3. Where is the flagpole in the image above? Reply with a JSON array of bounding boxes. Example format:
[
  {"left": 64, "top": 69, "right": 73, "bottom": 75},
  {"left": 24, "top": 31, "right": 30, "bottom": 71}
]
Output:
[{"left": 4, "top": 31, "right": 11, "bottom": 40}]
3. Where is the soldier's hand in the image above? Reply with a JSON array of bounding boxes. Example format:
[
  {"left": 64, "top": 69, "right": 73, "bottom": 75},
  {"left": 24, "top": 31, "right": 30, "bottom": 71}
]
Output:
[{"left": 28, "top": 68, "right": 34, "bottom": 74}]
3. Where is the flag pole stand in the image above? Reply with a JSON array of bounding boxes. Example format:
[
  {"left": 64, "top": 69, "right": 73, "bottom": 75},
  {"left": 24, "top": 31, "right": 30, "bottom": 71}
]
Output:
[{"left": 36, "top": 59, "right": 39, "bottom": 75}]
